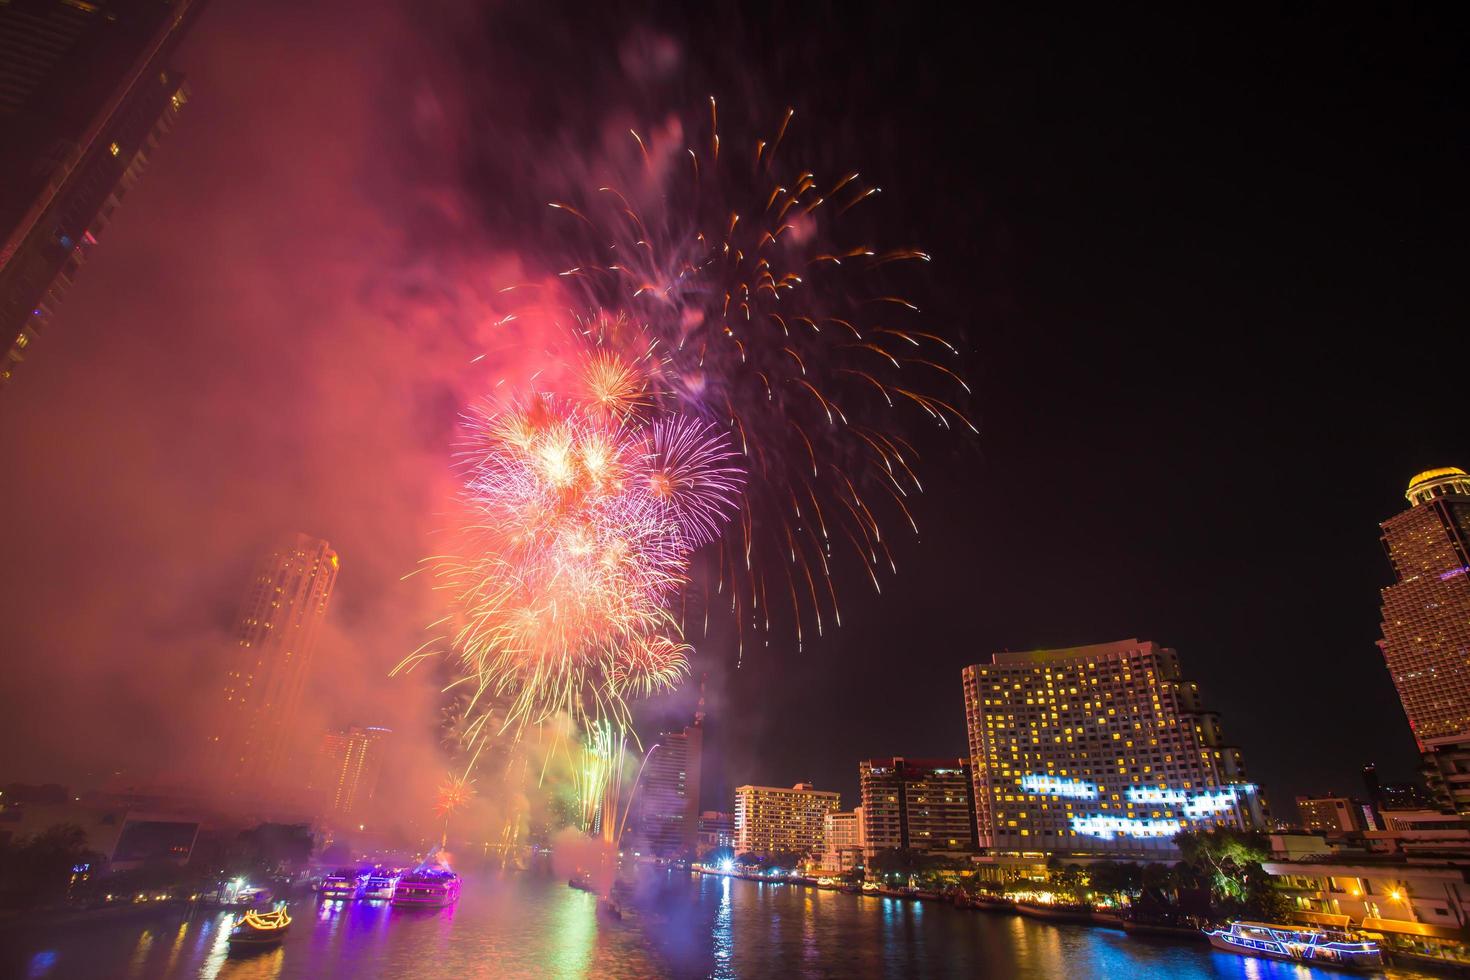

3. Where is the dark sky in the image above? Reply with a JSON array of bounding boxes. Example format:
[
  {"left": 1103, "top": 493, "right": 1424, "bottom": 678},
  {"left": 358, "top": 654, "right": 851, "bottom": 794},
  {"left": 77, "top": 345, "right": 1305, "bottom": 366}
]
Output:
[{"left": 1, "top": 2, "right": 1465, "bottom": 828}]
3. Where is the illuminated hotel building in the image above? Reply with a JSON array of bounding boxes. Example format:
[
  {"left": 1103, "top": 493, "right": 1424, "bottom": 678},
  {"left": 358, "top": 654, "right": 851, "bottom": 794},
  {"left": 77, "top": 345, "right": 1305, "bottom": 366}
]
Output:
[
  {"left": 314, "top": 726, "right": 390, "bottom": 820},
  {"left": 211, "top": 534, "right": 339, "bottom": 797},
  {"left": 963, "top": 638, "right": 1265, "bottom": 856},
  {"left": 1377, "top": 467, "right": 1470, "bottom": 813},
  {"left": 859, "top": 758, "right": 977, "bottom": 857},
  {"left": 0, "top": 0, "right": 206, "bottom": 387},
  {"left": 733, "top": 783, "right": 841, "bottom": 858},
  {"left": 636, "top": 710, "right": 704, "bottom": 857}
]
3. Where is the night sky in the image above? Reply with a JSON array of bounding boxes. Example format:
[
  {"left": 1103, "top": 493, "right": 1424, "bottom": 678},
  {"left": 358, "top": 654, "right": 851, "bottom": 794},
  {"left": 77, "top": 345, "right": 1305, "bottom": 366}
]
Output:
[{"left": 1, "top": 3, "right": 1465, "bottom": 827}]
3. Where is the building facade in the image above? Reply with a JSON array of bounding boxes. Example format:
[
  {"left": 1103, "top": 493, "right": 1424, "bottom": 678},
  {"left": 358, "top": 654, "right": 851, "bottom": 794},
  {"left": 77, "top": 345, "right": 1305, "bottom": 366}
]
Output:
[
  {"left": 859, "top": 758, "right": 977, "bottom": 857},
  {"left": 697, "top": 810, "right": 733, "bottom": 856},
  {"left": 637, "top": 713, "right": 703, "bottom": 857},
  {"left": 0, "top": 0, "right": 206, "bottom": 387},
  {"left": 733, "top": 783, "right": 840, "bottom": 859},
  {"left": 1377, "top": 468, "right": 1470, "bottom": 813},
  {"left": 1297, "top": 796, "right": 1373, "bottom": 834},
  {"left": 963, "top": 638, "right": 1266, "bottom": 856},
  {"left": 211, "top": 534, "right": 339, "bottom": 798},
  {"left": 314, "top": 726, "right": 390, "bottom": 821},
  {"left": 821, "top": 808, "right": 865, "bottom": 872}
]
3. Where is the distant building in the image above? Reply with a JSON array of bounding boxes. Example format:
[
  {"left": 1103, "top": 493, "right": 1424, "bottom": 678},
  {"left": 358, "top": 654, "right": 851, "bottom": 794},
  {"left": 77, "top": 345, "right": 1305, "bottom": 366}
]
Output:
[
  {"left": 0, "top": 802, "right": 198, "bottom": 870},
  {"left": 0, "top": 0, "right": 206, "bottom": 387},
  {"left": 1297, "top": 796, "right": 1373, "bottom": 834},
  {"left": 697, "top": 810, "right": 733, "bottom": 855},
  {"left": 963, "top": 638, "right": 1266, "bottom": 856},
  {"left": 859, "top": 758, "right": 977, "bottom": 857},
  {"left": 210, "top": 534, "right": 339, "bottom": 798},
  {"left": 821, "top": 808, "right": 865, "bottom": 872},
  {"left": 733, "top": 783, "right": 840, "bottom": 859},
  {"left": 314, "top": 726, "right": 390, "bottom": 821},
  {"left": 1376, "top": 468, "right": 1470, "bottom": 814},
  {"left": 637, "top": 707, "right": 704, "bottom": 857}
]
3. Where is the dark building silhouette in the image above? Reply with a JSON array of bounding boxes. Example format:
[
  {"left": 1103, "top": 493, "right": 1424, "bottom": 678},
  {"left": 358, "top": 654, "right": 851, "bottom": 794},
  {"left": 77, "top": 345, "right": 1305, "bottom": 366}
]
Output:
[{"left": 0, "top": 0, "right": 206, "bottom": 387}]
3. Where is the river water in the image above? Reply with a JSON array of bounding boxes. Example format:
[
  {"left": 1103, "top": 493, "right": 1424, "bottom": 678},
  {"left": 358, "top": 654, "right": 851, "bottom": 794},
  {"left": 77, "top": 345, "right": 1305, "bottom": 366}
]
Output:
[{"left": 0, "top": 869, "right": 1439, "bottom": 979}]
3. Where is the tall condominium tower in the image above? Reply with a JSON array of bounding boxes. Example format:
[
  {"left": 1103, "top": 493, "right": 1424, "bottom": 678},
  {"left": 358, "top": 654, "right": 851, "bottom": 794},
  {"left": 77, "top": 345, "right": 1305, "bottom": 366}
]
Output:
[
  {"left": 211, "top": 534, "right": 339, "bottom": 797},
  {"left": 733, "top": 783, "right": 841, "bottom": 859},
  {"left": 312, "top": 725, "right": 390, "bottom": 821},
  {"left": 858, "top": 757, "right": 978, "bottom": 857},
  {"left": 636, "top": 707, "right": 704, "bottom": 857},
  {"left": 0, "top": 0, "right": 206, "bottom": 388},
  {"left": 1377, "top": 467, "right": 1470, "bottom": 812},
  {"left": 963, "top": 638, "right": 1265, "bottom": 856}
]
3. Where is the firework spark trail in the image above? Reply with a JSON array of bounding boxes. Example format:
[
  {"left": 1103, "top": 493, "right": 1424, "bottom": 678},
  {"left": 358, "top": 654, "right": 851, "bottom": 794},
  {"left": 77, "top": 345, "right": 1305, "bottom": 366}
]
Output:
[
  {"left": 403, "top": 103, "right": 970, "bottom": 835},
  {"left": 538, "top": 102, "right": 975, "bottom": 655}
]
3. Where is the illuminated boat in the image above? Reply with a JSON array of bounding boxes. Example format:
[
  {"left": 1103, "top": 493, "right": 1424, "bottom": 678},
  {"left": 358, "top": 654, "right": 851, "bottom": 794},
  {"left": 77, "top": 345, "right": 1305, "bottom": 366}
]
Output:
[
  {"left": 568, "top": 873, "right": 595, "bottom": 892},
  {"left": 362, "top": 870, "right": 400, "bottom": 901},
  {"left": 227, "top": 907, "right": 291, "bottom": 949},
  {"left": 1205, "top": 921, "right": 1383, "bottom": 970},
  {"left": 391, "top": 868, "right": 461, "bottom": 908},
  {"left": 320, "top": 868, "right": 367, "bottom": 901}
]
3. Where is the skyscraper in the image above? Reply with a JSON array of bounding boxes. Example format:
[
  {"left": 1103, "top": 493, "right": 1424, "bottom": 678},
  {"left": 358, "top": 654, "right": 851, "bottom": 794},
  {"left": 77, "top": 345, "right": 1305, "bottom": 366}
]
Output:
[
  {"left": 636, "top": 707, "right": 703, "bottom": 857},
  {"left": 211, "top": 534, "right": 339, "bottom": 798},
  {"left": 1377, "top": 467, "right": 1470, "bottom": 812},
  {"left": 0, "top": 0, "right": 206, "bottom": 387},
  {"left": 963, "top": 638, "right": 1265, "bottom": 856},
  {"left": 313, "top": 726, "right": 390, "bottom": 821},
  {"left": 859, "top": 757, "right": 978, "bottom": 857}
]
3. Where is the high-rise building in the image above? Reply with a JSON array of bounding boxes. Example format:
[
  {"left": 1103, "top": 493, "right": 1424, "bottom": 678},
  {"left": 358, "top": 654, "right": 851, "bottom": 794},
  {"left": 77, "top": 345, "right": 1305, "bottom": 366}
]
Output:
[
  {"left": 1376, "top": 468, "right": 1470, "bottom": 813},
  {"left": 963, "top": 638, "right": 1266, "bottom": 856},
  {"left": 859, "top": 757, "right": 977, "bottom": 857},
  {"left": 636, "top": 704, "right": 704, "bottom": 857},
  {"left": 1, "top": 0, "right": 207, "bottom": 387},
  {"left": 313, "top": 726, "right": 390, "bottom": 821},
  {"left": 210, "top": 534, "right": 339, "bottom": 797},
  {"left": 733, "top": 783, "right": 841, "bottom": 859},
  {"left": 821, "top": 807, "right": 865, "bottom": 872}
]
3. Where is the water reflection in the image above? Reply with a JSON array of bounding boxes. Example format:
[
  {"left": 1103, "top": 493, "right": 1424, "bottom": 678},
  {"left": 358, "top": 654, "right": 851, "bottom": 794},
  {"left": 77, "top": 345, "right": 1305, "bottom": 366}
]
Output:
[{"left": 0, "top": 871, "right": 1443, "bottom": 979}]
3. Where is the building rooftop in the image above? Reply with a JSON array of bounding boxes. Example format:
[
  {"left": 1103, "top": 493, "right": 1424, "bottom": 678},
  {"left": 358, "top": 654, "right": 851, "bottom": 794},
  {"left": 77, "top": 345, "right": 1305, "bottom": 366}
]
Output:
[
  {"left": 983, "top": 638, "right": 1156, "bottom": 666},
  {"left": 1406, "top": 466, "right": 1470, "bottom": 505}
]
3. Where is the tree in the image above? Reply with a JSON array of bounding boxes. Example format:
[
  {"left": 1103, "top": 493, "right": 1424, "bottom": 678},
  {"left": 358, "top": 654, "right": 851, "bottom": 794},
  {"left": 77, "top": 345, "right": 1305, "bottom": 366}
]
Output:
[
  {"left": 735, "top": 852, "right": 762, "bottom": 868},
  {"left": 0, "top": 824, "right": 103, "bottom": 909},
  {"left": 1087, "top": 861, "right": 1142, "bottom": 901},
  {"left": 1174, "top": 828, "right": 1285, "bottom": 918}
]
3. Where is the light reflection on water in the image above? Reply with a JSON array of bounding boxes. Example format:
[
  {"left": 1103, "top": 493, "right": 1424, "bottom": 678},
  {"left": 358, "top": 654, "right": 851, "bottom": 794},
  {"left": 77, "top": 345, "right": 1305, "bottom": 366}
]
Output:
[{"left": 0, "top": 869, "right": 1444, "bottom": 979}]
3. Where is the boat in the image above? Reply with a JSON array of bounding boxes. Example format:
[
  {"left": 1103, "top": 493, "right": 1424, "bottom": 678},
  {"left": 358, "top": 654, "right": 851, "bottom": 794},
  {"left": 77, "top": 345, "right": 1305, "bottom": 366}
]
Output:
[
  {"left": 970, "top": 895, "right": 1016, "bottom": 913},
  {"left": 597, "top": 897, "right": 622, "bottom": 919},
  {"left": 1120, "top": 909, "right": 1208, "bottom": 941},
  {"left": 391, "top": 867, "right": 461, "bottom": 908},
  {"left": 362, "top": 870, "right": 400, "bottom": 901},
  {"left": 568, "top": 873, "right": 595, "bottom": 892},
  {"left": 1015, "top": 900, "right": 1097, "bottom": 924},
  {"left": 227, "top": 907, "right": 291, "bottom": 949},
  {"left": 319, "top": 868, "right": 367, "bottom": 901},
  {"left": 1204, "top": 920, "right": 1384, "bottom": 970}
]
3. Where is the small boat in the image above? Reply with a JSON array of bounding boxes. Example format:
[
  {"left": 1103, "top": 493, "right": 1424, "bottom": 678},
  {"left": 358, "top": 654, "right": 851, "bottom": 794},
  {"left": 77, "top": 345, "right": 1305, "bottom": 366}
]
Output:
[
  {"left": 1204, "top": 920, "right": 1384, "bottom": 971},
  {"left": 227, "top": 907, "right": 291, "bottom": 949},
  {"left": 597, "top": 897, "right": 622, "bottom": 919},
  {"left": 1015, "top": 900, "right": 1096, "bottom": 924},
  {"left": 392, "top": 868, "right": 461, "bottom": 908},
  {"left": 1120, "top": 909, "right": 1208, "bottom": 941},
  {"left": 971, "top": 895, "right": 1017, "bottom": 912},
  {"left": 568, "top": 874, "right": 595, "bottom": 892},
  {"left": 320, "top": 868, "right": 367, "bottom": 901},
  {"left": 362, "top": 870, "right": 400, "bottom": 901}
]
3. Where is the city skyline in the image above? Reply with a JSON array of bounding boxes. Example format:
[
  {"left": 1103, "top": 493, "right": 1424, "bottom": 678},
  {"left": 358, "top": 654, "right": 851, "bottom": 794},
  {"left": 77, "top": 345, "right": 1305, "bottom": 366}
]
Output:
[{"left": 0, "top": 0, "right": 1464, "bottom": 831}]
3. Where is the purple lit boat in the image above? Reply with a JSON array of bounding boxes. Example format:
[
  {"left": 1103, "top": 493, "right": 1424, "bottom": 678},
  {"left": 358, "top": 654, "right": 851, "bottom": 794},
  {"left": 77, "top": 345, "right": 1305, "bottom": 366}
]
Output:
[{"left": 391, "top": 867, "right": 461, "bottom": 908}]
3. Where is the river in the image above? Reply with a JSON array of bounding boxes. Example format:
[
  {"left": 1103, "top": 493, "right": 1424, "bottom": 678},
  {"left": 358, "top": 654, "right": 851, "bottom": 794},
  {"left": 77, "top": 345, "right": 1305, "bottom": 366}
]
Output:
[{"left": 0, "top": 869, "right": 1440, "bottom": 978}]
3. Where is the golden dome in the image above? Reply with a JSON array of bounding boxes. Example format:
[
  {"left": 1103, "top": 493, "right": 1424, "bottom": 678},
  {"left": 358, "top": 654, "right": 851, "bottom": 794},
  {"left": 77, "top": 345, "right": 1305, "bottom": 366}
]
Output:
[{"left": 1408, "top": 467, "right": 1468, "bottom": 492}]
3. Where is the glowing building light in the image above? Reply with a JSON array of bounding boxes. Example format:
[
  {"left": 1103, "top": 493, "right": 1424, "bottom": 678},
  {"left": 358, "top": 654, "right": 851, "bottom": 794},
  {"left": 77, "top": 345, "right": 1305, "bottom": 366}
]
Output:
[{"left": 1020, "top": 775, "right": 1099, "bottom": 799}]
